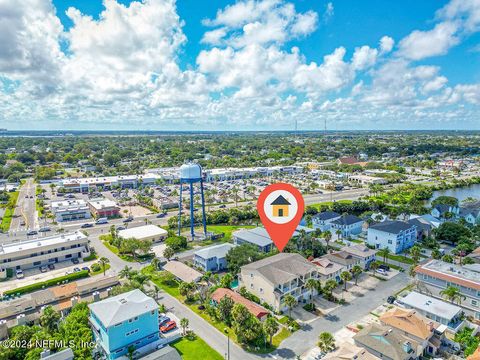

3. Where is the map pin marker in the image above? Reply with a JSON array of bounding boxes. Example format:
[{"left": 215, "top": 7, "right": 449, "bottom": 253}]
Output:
[{"left": 257, "top": 183, "right": 305, "bottom": 252}]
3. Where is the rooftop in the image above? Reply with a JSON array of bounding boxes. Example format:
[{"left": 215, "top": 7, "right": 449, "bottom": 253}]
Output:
[
  {"left": 369, "top": 220, "right": 414, "bottom": 234},
  {"left": 380, "top": 308, "right": 436, "bottom": 340},
  {"left": 331, "top": 214, "right": 363, "bottom": 226},
  {"left": 194, "top": 243, "right": 235, "bottom": 260},
  {"left": 118, "top": 225, "right": 167, "bottom": 239},
  {"left": 0, "top": 231, "right": 87, "bottom": 255},
  {"left": 211, "top": 288, "right": 269, "bottom": 319},
  {"left": 399, "top": 291, "right": 462, "bottom": 320},
  {"left": 163, "top": 261, "right": 202, "bottom": 283},
  {"left": 341, "top": 244, "right": 377, "bottom": 258},
  {"left": 311, "top": 257, "right": 344, "bottom": 275},
  {"left": 242, "top": 253, "right": 317, "bottom": 285},
  {"left": 88, "top": 289, "right": 157, "bottom": 328},
  {"left": 87, "top": 198, "right": 118, "bottom": 210},
  {"left": 312, "top": 211, "right": 340, "bottom": 221},
  {"left": 416, "top": 259, "right": 480, "bottom": 291},
  {"left": 233, "top": 227, "right": 273, "bottom": 247}
]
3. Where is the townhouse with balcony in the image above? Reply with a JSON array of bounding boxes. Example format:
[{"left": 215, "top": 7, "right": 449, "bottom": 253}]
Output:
[
  {"left": 415, "top": 260, "right": 480, "bottom": 320},
  {"left": 310, "top": 257, "right": 344, "bottom": 283},
  {"left": 89, "top": 289, "right": 160, "bottom": 359},
  {"left": 0, "top": 232, "right": 90, "bottom": 277},
  {"left": 312, "top": 211, "right": 341, "bottom": 231},
  {"left": 330, "top": 214, "right": 364, "bottom": 238},
  {"left": 193, "top": 243, "right": 235, "bottom": 272},
  {"left": 239, "top": 253, "right": 319, "bottom": 312},
  {"left": 341, "top": 244, "right": 377, "bottom": 270},
  {"left": 367, "top": 220, "right": 417, "bottom": 254}
]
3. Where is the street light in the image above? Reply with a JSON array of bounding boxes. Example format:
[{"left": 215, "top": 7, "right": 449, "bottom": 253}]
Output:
[{"left": 224, "top": 328, "right": 230, "bottom": 360}]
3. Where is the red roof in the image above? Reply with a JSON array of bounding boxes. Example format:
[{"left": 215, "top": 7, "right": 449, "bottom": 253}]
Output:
[
  {"left": 211, "top": 288, "right": 269, "bottom": 319},
  {"left": 338, "top": 156, "right": 359, "bottom": 165}
]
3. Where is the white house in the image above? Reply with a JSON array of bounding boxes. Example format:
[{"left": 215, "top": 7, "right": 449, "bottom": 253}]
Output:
[
  {"left": 312, "top": 211, "right": 341, "bottom": 231},
  {"left": 367, "top": 220, "right": 417, "bottom": 254},
  {"left": 330, "top": 214, "right": 364, "bottom": 238}
]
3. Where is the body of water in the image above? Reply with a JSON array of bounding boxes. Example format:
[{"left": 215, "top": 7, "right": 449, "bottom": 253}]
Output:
[{"left": 429, "top": 183, "right": 480, "bottom": 205}]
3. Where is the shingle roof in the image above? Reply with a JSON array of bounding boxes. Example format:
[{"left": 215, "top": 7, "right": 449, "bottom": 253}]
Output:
[
  {"left": 311, "top": 257, "right": 344, "bottom": 275},
  {"left": 88, "top": 289, "right": 157, "bottom": 327},
  {"left": 163, "top": 261, "right": 202, "bottom": 283},
  {"left": 380, "top": 308, "right": 436, "bottom": 340},
  {"left": 194, "top": 243, "right": 234, "bottom": 260},
  {"left": 341, "top": 244, "right": 377, "bottom": 259},
  {"left": 369, "top": 220, "right": 414, "bottom": 234},
  {"left": 211, "top": 288, "right": 269, "bottom": 319},
  {"left": 407, "top": 218, "right": 432, "bottom": 232},
  {"left": 140, "top": 345, "right": 182, "bottom": 360},
  {"left": 233, "top": 228, "right": 273, "bottom": 247},
  {"left": 270, "top": 195, "right": 291, "bottom": 205},
  {"left": 331, "top": 214, "right": 363, "bottom": 226},
  {"left": 326, "top": 251, "right": 359, "bottom": 266},
  {"left": 242, "top": 253, "right": 316, "bottom": 285},
  {"left": 313, "top": 211, "right": 340, "bottom": 221}
]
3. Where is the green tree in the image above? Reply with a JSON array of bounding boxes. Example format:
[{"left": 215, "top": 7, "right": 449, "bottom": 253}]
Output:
[
  {"left": 263, "top": 317, "right": 279, "bottom": 346},
  {"left": 164, "top": 246, "right": 175, "bottom": 261},
  {"left": 40, "top": 306, "right": 60, "bottom": 334},
  {"left": 431, "top": 248, "right": 442, "bottom": 259},
  {"left": 378, "top": 247, "right": 391, "bottom": 264},
  {"left": 409, "top": 245, "right": 422, "bottom": 264},
  {"left": 323, "top": 279, "right": 337, "bottom": 300},
  {"left": 340, "top": 271, "right": 352, "bottom": 291},
  {"left": 435, "top": 222, "right": 471, "bottom": 245},
  {"left": 99, "top": 256, "right": 110, "bottom": 276},
  {"left": 217, "top": 295, "right": 235, "bottom": 325},
  {"left": 323, "top": 231, "right": 332, "bottom": 252},
  {"left": 119, "top": 265, "right": 133, "bottom": 279},
  {"left": 179, "top": 281, "right": 196, "bottom": 302},
  {"left": 305, "top": 278, "right": 319, "bottom": 305},
  {"left": 219, "top": 273, "right": 234, "bottom": 289},
  {"left": 283, "top": 294, "right": 297, "bottom": 319},
  {"left": 318, "top": 332, "right": 335, "bottom": 353},
  {"left": 180, "top": 317, "right": 189, "bottom": 335},
  {"left": 226, "top": 244, "right": 264, "bottom": 274},
  {"left": 351, "top": 265, "right": 362, "bottom": 286},
  {"left": 440, "top": 286, "right": 466, "bottom": 305}
]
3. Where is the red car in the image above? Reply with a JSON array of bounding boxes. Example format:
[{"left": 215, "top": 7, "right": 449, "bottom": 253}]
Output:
[{"left": 160, "top": 321, "right": 177, "bottom": 333}]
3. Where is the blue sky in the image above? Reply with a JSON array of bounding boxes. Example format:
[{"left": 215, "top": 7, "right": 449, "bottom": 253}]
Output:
[{"left": 0, "top": 0, "right": 479, "bottom": 130}]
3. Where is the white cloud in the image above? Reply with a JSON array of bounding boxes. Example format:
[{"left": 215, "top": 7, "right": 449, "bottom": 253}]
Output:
[
  {"left": 379, "top": 36, "right": 394, "bottom": 53},
  {"left": 351, "top": 46, "right": 378, "bottom": 70},
  {"left": 323, "top": 2, "right": 334, "bottom": 23},
  {"left": 398, "top": 22, "right": 459, "bottom": 60},
  {"left": 437, "top": 0, "right": 480, "bottom": 33}
]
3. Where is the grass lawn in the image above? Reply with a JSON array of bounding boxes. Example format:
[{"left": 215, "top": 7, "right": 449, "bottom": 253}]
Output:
[
  {"left": 309, "top": 200, "right": 353, "bottom": 210},
  {"left": 0, "top": 191, "right": 19, "bottom": 232},
  {"left": 386, "top": 253, "right": 414, "bottom": 264},
  {"left": 208, "top": 225, "right": 255, "bottom": 241},
  {"left": 100, "top": 236, "right": 136, "bottom": 262},
  {"left": 272, "top": 328, "right": 291, "bottom": 347},
  {"left": 90, "top": 263, "right": 111, "bottom": 276},
  {"left": 171, "top": 336, "right": 223, "bottom": 360}
]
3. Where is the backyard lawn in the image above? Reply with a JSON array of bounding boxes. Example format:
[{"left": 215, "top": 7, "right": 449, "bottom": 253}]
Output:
[
  {"left": 171, "top": 336, "right": 224, "bottom": 360},
  {"left": 0, "top": 191, "right": 19, "bottom": 232}
]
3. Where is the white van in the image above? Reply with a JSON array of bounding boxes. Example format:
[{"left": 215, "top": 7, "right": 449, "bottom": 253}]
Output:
[{"left": 95, "top": 217, "right": 108, "bottom": 225}]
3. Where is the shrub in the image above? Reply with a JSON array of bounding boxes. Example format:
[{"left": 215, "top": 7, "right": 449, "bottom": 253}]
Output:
[{"left": 90, "top": 263, "right": 101, "bottom": 272}]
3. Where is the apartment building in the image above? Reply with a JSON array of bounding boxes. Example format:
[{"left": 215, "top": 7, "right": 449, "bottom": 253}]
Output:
[
  {"left": 239, "top": 253, "right": 319, "bottom": 312},
  {"left": 0, "top": 232, "right": 90, "bottom": 276},
  {"left": 51, "top": 199, "right": 91, "bottom": 222},
  {"left": 367, "top": 220, "right": 417, "bottom": 254},
  {"left": 415, "top": 260, "right": 480, "bottom": 320},
  {"left": 312, "top": 211, "right": 341, "bottom": 231}
]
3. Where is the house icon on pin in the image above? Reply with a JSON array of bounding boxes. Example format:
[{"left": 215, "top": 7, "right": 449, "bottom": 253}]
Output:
[{"left": 271, "top": 195, "right": 291, "bottom": 217}]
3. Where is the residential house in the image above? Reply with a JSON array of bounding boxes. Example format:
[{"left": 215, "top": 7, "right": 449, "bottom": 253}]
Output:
[
  {"left": 460, "top": 201, "right": 480, "bottom": 225},
  {"left": 140, "top": 345, "right": 181, "bottom": 360},
  {"left": 330, "top": 214, "right": 364, "bottom": 238},
  {"left": 415, "top": 259, "right": 480, "bottom": 320},
  {"left": 311, "top": 257, "right": 344, "bottom": 283},
  {"left": 193, "top": 243, "right": 235, "bottom": 272},
  {"left": 407, "top": 218, "right": 433, "bottom": 240},
  {"left": 323, "top": 342, "right": 378, "bottom": 360},
  {"left": 210, "top": 288, "right": 269, "bottom": 321},
  {"left": 239, "top": 253, "right": 319, "bottom": 312},
  {"left": 232, "top": 227, "right": 273, "bottom": 252},
  {"left": 312, "top": 211, "right": 341, "bottom": 231},
  {"left": 325, "top": 250, "right": 362, "bottom": 272},
  {"left": 367, "top": 220, "right": 417, "bottom": 254},
  {"left": 467, "top": 246, "right": 480, "bottom": 264},
  {"left": 354, "top": 323, "right": 422, "bottom": 360},
  {"left": 89, "top": 289, "right": 160, "bottom": 360},
  {"left": 341, "top": 244, "right": 377, "bottom": 270},
  {"left": 379, "top": 308, "right": 440, "bottom": 357},
  {"left": 430, "top": 204, "right": 459, "bottom": 220},
  {"left": 396, "top": 291, "right": 464, "bottom": 333},
  {"left": 162, "top": 261, "right": 202, "bottom": 283}
]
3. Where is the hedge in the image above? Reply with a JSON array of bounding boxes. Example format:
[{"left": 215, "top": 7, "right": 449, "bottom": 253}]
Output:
[{"left": 3, "top": 270, "right": 89, "bottom": 297}]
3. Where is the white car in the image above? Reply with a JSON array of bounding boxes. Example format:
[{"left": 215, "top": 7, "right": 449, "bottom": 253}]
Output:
[
  {"left": 15, "top": 269, "right": 24, "bottom": 279},
  {"left": 376, "top": 268, "right": 388, "bottom": 276}
]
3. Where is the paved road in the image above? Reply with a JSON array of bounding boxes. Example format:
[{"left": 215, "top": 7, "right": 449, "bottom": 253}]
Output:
[
  {"left": 10, "top": 178, "right": 37, "bottom": 232},
  {"left": 274, "top": 273, "right": 410, "bottom": 359}
]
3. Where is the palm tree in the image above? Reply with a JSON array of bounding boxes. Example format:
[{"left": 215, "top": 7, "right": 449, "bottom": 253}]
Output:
[
  {"left": 323, "top": 231, "right": 332, "bottom": 252},
  {"left": 119, "top": 265, "right": 133, "bottom": 279},
  {"left": 340, "top": 271, "right": 352, "bottom": 291},
  {"left": 40, "top": 306, "right": 60, "bottom": 333},
  {"left": 151, "top": 257, "right": 160, "bottom": 271},
  {"left": 283, "top": 294, "right": 297, "bottom": 319},
  {"left": 180, "top": 317, "right": 189, "bottom": 335},
  {"left": 351, "top": 265, "right": 362, "bottom": 286},
  {"left": 164, "top": 247, "right": 175, "bottom": 261},
  {"left": 440, "top": 286, "right": 466, "bottom": 305},
  {"left": 99, "top": 257, "right": 110, "bottom": 276},
  {"left": 263, "top": 317, "right": 279, "bottom": 346},
  {"left": 408, "top": 265, "right": 416, "bottom": 278},
  {"left": 305, "top": 278, "right": 319, "bottom": 305},
  {"left": 323, "top": 279, "right": 337, "bottom": 300},
  {"left": 127, "top": 345, "right": 136, "bottom": 360},
  {"left": 370, "top": 261, "right": 379, "bottom": 276},
  {"left": 378, "top": 247, "right": 391, "bottom": 264},
  {"left": 335, "top": 229, "right": 342, "bottom": 241},
  {"left": 409, "top": 245, "right": 422, "bottom": 264},
  {"left": 318, "top": 332, "right": 335, "bottom": 353},
  {"left": 148, "top": 284, "right": 160, "bottom": 300}
]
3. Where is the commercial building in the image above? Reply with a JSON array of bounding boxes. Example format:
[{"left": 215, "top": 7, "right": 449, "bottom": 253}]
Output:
[
  {"left": 232, "top": 227, "right": 273, "bottom": 253},
  {"left": 89, "top": 289, "right": 160, "bottom": 359},
  {"left": 60, "top": 173, "right": 164, "bottom": 193},
  {"left": 341, "top": 244, "right": 377, "bottom": 270},
  {"left": 239, "top": 253, "right": 319, "bottom": 312},
  {"left": 0, "top": 231, "right": 90, "bottom": 276},
  {"left": 330, "top": 214, "right": 364, "bottom": 238},
  {"left": 396, "top": 291, "right": 464, "bottom": 332},
  {"left": 347, "top": 174, "right": 387, "bottom": 185},
  {"left": 88, "top": 198, "right": 120, "bottom": 218},
  {"left": 210, "top": 288, "right": 269, "bottom": 321},
  {"left": 415, "top": 260, "right": 480, "bottom": 320},
  {"left": 312, "top": 211, "right": 341, "bottom": 231},
  {"left": 367, "top": 220, "right": 417, "bottom": 254},
  {"left": 193, "top": 243, "right": 235, "bottom": 272},
  {"left": 118, "top": 225, "right": 168, "bottom": 243},
  {"left": 51, "top": 199, "right": 91, "bottom": 222}
]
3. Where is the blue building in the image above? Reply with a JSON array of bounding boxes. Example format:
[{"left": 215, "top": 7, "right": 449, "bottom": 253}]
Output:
[
  {"left": 330, "top": 214, "right": 364, "bottom": 238},
  {"left": 193, "top": 243, "right": 235, "bottom": 272},
  {"left": 312, "top": 211, "right": 341, "bottom": 231},
  {"left": 366, "top": 220, "right": 417, "bottom": 254},
  {"left": 89, "top": 289, "right": 159, "bottom": 359}
]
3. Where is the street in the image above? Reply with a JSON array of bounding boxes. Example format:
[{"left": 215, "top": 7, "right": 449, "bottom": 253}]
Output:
[{"left": 9, "top": 178, "right": 37, "bottom": 232}]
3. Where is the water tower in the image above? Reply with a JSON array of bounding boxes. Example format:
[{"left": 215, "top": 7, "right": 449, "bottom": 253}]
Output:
[{"left": 178, "top": 163, "right": 207, "bottom": 240}]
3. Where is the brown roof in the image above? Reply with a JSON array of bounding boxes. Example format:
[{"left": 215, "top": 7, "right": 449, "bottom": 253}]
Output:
[
  {"left": 415, "top": 263, "right": 480, "bottom": 291},
  {"left": 338, "top": 156, "right": 359, "bottom": 165},
  {"left": 52, "top": 283, "right": 78, "bottom": 299},
  {"left": 468, "top": 347, "right": 480, "bottom": 360},
  {"left": 211, "top": 288, "right": 269, "bottom": 319},
  {"left": 380, "top": 308, "right": 436, "bottom": 340}
]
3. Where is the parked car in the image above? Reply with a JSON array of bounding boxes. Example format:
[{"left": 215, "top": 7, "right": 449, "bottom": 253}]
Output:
[
  {"left": 219, "top": 204, "right": 226, "bottom": 208},
  {"left": 15, "top": 269, "right": 24, "bottom": 279},
  {"left": 158, "top": 315, "right": 171, "bottom": 327},
  {"left": 376, "top": 268, "right": 388, "bottom": 276},
  {"left": 95, "top": 217, "right": 108, "bottom": 225},
  {"left": 81, "top": 223, "right": 93, "bottom": 228},
  {"left": 378, "top": 264, "right": 390, "bottom": 271},
  {"left": 156, "top": 213, "right": 166, "bottom": 218},
  {"left": 39, "top": 266, "right": 48, "bottom": 273},
  {"left": 48, "top": 264, "right": 55, "bottom": 270},
  {"left": 73, "top": 267, "right": 81, "bottom": 272},
  {"left": 72, "top": 258, "right": 79, "bottom": 264},
  {"left": 81, "top": 266, "right": 90, "bottom": 272},
  {"left": 387, "top": 296, "right": 396, "bottom": 304},
  {"left": 26, "top": 230, "right": 38, "bottom": 236},
  {"left": 39, "top": 227, "right": 51, "bottom": 232},
  {"left": 160, "top": 321, "right": 177, "bottom": 333},
  {"left": 117, "top": 226, "right": 126, "bottom": 231}
]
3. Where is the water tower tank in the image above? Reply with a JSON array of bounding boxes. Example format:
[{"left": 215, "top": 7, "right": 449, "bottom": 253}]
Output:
[{"left": 180, "top": 163, "right": 202, "bottom": 180}]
